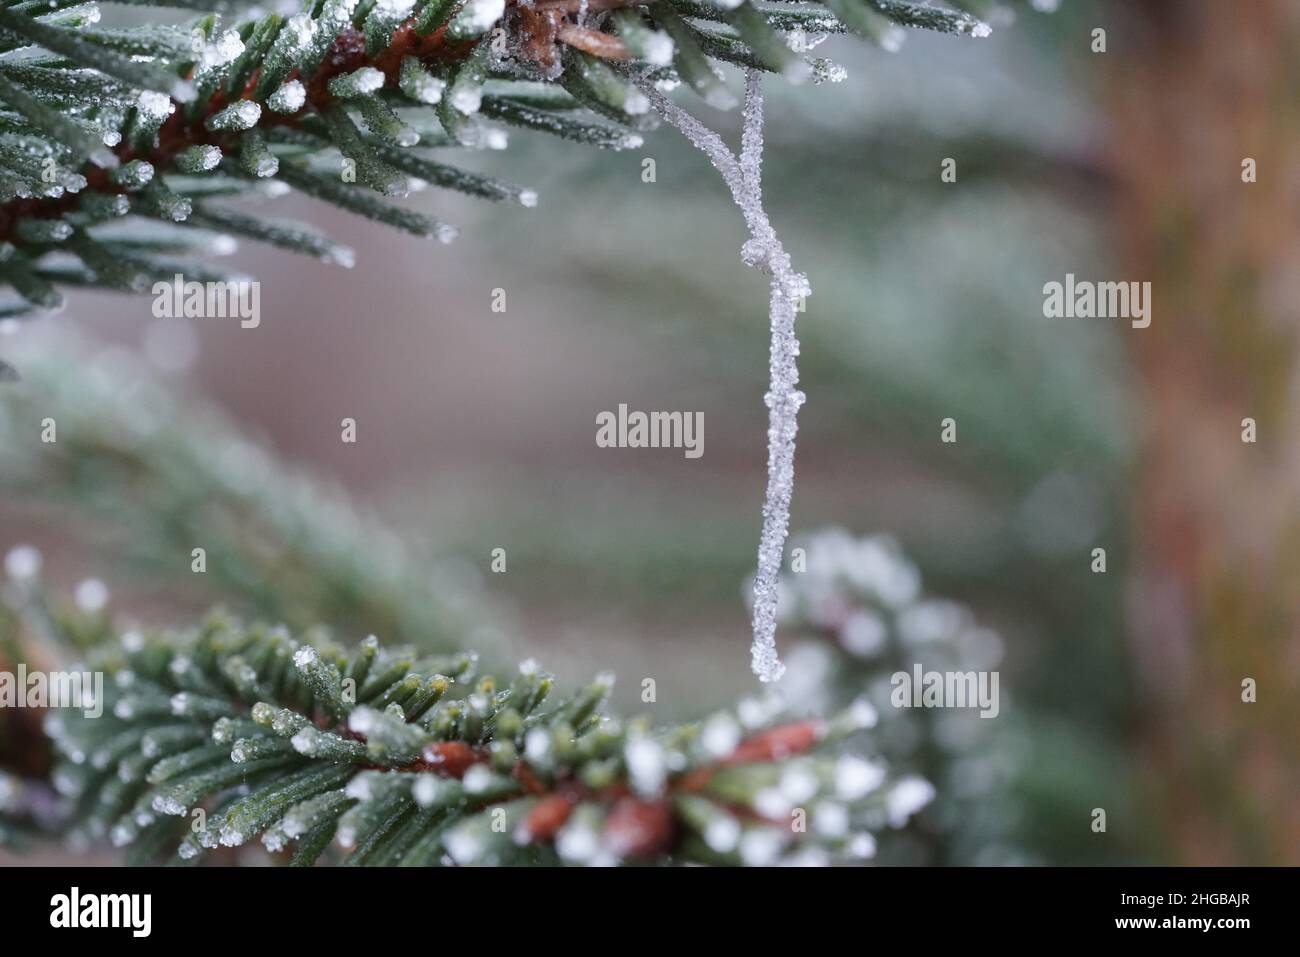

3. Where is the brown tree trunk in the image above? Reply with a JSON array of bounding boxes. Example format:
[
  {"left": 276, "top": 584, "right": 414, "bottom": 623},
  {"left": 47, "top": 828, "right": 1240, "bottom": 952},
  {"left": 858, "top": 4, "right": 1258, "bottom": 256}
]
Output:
[{"left": 1108, "top": 0, "right": 1300, "bottom": 863}]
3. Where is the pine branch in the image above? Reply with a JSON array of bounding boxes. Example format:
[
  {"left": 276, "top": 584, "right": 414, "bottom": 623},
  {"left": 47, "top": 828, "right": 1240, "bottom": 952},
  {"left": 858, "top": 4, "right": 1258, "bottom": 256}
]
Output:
[
  {"left": 35, "top": 605, "right": 913, "bottom": 866},
  {"left": 775, "top": 528, "right": 1021, "bottom": 864},
  {"left": 0, "top": 329, "right": 508, "bottom": 659},
  {"left": 0, "top": 0, "right": 1022, "bottom": 319}
]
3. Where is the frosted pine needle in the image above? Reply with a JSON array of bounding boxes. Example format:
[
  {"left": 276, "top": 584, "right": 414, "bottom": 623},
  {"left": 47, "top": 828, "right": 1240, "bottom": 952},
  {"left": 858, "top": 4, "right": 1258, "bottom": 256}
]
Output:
[{"left": 639, "top": 70, "right": 808, "bottom": 683}]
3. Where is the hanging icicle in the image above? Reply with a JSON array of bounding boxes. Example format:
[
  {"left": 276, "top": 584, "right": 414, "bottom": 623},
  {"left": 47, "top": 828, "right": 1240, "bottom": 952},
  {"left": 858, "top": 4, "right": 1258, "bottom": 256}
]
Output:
[{"left": 638, "top": 70, "right": 810, "bottom": 683}]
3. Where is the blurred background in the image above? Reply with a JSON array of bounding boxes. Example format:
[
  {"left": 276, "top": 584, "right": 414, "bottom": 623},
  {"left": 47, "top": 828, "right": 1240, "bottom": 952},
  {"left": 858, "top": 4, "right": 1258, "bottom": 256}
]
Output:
[{"left": 3, "top": 0, "right": 1299, "bottom": 864}]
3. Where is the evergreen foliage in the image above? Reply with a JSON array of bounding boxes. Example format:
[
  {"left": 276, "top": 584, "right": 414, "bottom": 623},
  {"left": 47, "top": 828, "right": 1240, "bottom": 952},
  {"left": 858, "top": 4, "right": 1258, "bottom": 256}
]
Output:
[
  {"left": 0, "top": 0, "right": 1061, "bottom": 866},
  {"left": 18, "top": 593, "right": 913, "bottom": 866},
  {"left": 0, "top": 0, "right": 1029, "bottom": 328}
]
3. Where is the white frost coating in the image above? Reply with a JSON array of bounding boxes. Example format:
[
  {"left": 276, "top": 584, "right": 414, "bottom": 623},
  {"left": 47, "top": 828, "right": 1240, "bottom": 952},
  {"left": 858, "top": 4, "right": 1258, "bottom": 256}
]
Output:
[
  {"left": 848, "top": 832, "right": 877, "bottom": 859},
  {"left": 290, "top": 727, "right": 321, "bottom": 755},
  {"left": 227, "top": 100, "right": 262, "bottom": 128},
  {"left": 152, "top": 793, "right": 186, "bottom": 816},
  {"left": 452, "top": 0, "right": 505, "bottom": 35},
  {"left": 268, "top": 79, "right": 306, "bottom": 114},
  {"left": 879, "top": 26, "right": 906, "bottom": 53},
  {"left": 450, "top": 86, "right": 483, "bottom": 115},
  {"left": 137, "top": 90, "right": 174, "bottom": 120},
  {"left": 348, "top": 67, "right": 386, "bottom": 94},
  {"left": 445, "top": 827, "right": 481, "bottom": 864},
  {"left": 555, "top": 820, "right": 599, "bottom": 862},
  {"left": 524, "top": 727, "right": 551, "bottom": 763},
  {"left": 643, "top": 32, "right": 674, "bottom": 67},
  {"left": 623, "top": 90, "right": 650, "bottom": 115},
  {"left": 969, "top": 21, "right": 993, "bottom": 38},
  {"left": 639, "top": 70, "right": 806, "bottom": 683},
  {"left": 4, "top": 545, "right": 41, "bottom": 581},
  {"left": 814, "top": 802, "right": 849, "bottom": 837},
  {"left": 412, "top": 775, "right": 445, "bottom": 807},
  {"left": 624, "top": 736, "right": 667, "bottom": 796},
  {"left": 462, "top": 764, "right": 493, "bottom": 793},
  {"left": 778, "top": 764, "right": 818, "bottom": 803},
  {"left": 849, "top": 697, "right": 878, "bottom": 729},
  {"left": 834, "top": 754, "right": 886, "bottom": 799},
  {"left": 347, "top": 706, "right": 377, "bottom": 734},
  {"left": 201, "top": 30, "right": 245, "bottom": 70},
  {"left": 886, "top": 775, "right": 936, "bottom": 827},
  {"left": 286, "top": 14, "right": 316, "bottom": 48},
  {"left": 700, "top": 713, "right": 741, "bottom": 758},
  {"left": 325, "top": 245, "right": 356, "bottom": 268},
  {"left": 739, "top": 828, "right": 783, "bottom": 866},
  {"left": 74, "top": 578, "right": 108, "bottom": 612},
  {"left": 704, "top": 816, "right": 740, "bottom": 852}
]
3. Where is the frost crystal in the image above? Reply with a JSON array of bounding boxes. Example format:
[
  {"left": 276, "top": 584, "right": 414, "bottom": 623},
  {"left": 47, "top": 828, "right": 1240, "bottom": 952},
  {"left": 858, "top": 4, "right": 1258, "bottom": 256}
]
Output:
[
  {"left": 203, "top": 30, "right": 245, "bottom": 69},
  {"left": 643, "top": 32, "right": 675, "bottom": 66},
  {"left": 879, "top": 26, "right": 906, "bottom": 53},
  {"left": 625, "top": 736, "right": 667, "bottom": 796},
  {"left": 450, "top": 0, "right": 505, "bottom": 37},
  {"left": 74, "top": 578, "right": 109, "bottom": 612},
  {"left": 704, "top": 816, "right": 741, "bottom": 852},
  {"left": 462, "top": 764, "right": 492, "bottom": 794},
  {"left": 267, "top": 79, "right": 306, "bottom": 114},
  {"left": 886, "top": 775, "right": 936, "bottom": 827},
  {"left": 640, "top": 70, "right": 805, "bottom": 682},
  {"left": 835, "top": 754, "right": 886, "bottom": 799},
  {"left": 4, "top": 544, "right": 42, "bottom": 581},
  {"left": 136, "top": 90, "right": 174, "bottom": 120},
  {"left": 700, "top": 713, "right": 742, "bottom": 758},
  {"left": 449, "top": 85, "right": 483, "bottom": 115}
]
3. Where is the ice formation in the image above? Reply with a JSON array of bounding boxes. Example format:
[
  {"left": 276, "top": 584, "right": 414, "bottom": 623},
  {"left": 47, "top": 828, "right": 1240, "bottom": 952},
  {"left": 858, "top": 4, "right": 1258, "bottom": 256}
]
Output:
[{"left": 639, "top": 70, "right": 809, "bottom": 683}]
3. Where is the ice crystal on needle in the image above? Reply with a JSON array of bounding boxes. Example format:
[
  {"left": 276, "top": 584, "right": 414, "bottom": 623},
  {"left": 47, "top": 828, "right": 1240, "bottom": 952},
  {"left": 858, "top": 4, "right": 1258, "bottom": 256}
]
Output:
[{"left": 640, "top": 71, "right": 807, "bottom": 683}]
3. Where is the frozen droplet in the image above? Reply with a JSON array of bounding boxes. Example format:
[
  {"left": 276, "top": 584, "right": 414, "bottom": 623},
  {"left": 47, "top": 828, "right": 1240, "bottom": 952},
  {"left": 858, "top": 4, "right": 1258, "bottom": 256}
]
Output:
[
  {"left": 524, "top": 728, "right": 551, "bottom": 763},
  {"left": 555, "top": 821, "right": 598, "bottom": 862},
  {"left": 704, "top": 817, "right": 740, "bottom": 853},
  {"left": 701, "top": 714, "right": 742, "bottom": 758},
  {"left": 444, "top": 828, "right": 481, "bottom": 864},
  {"left": 779, "top": 765, "right": 818, "bottom": 804},
  {"left": 462, "top": 765, "right": 492, "bottom": 794},
  {"left": 835, "top": 755, "right": 886, "bottom": 800},
  {"left": 813, "top": 802, "right": 849, "bottom": 837},
  {"left": 137, "top": 90, "right": 174, "bottom": 120},
  {"left": 848, "top": 833, "right": 877, "bottom": 859},
  {"left": 268, "top": 79, "right": 306, "bottom": 114},
  {"left": 885, "top": 776, "right": 936, "bottom": 828},
  {"left": 74, "top": 578, "right": 109, "bottom": 612},
  {"left": 450, "top": 87, "right": 482, "bottom": 115},
  {"left": 625, "top": 737, "right": 667, "bottom": 796},
  {"left": 152, "top": 793, "right": 186, "bottom": 816},
  {"left": 739, "top": 829, "right": 783, "bottom": 866},
  {"left": 4, "top": 545, "right": 41, "bottom": 581}
]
